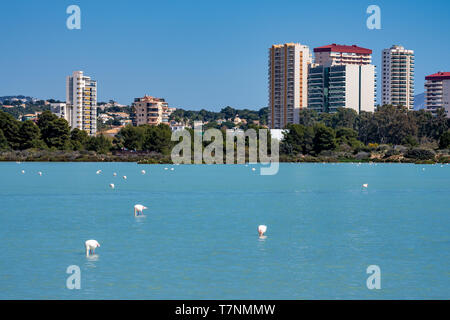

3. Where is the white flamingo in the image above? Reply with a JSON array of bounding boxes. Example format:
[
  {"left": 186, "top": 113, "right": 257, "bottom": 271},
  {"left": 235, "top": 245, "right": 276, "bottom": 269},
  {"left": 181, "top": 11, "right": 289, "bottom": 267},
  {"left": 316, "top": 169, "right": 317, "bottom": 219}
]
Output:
[
  {"left": 258, "top": 225, "right": 267, "bottom": 237},
  {"left": 170, "top": 168, "right": 174, "bottom": 171},
  {"left": 362, "top": 184, "right": 368, "bottom": 188},
  {"left": 113, "top": 172, "right": 117, "bottom": 176},
  {"left": 134, "top": 204, "right": 147, "bottom": 217},
  {"left": 85, "top": 240, "right": 100, "bottom": 256},
  {"left": 21, "top": 170, "right": 25, "bottom": 174},
  {"left": 164, "top": 167, "right": 168, "bottom": 170},
  {"left": 109, "top": 183, "right": 115, "bottom": 189},
  {"left": 141, "top": 170, "right": 146, "bottom": 175},
  {"left": 123, "top": 175, "right": 127, "bottom": 180},
  {"left": 96, "top": 170, "right": 102, "bottom": 175},
  {"left": 252, "top": 168, "right": 256, "bottom": 171},
  {"left": 38, "top": 171, "right": 42, "bottom": 176}
]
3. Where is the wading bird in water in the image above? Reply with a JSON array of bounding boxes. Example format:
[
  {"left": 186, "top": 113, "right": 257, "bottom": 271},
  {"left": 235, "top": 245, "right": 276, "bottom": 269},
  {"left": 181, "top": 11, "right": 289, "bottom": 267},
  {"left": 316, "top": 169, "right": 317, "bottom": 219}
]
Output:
[
  {"left": 258, "top": 225, "right": 267, "bottom": 238},
  {"left": 85, "top": 240, "right": 100, "bottom": 256},
  {"left": 134, "top": 204, "right": 147, "bottom": 217}
]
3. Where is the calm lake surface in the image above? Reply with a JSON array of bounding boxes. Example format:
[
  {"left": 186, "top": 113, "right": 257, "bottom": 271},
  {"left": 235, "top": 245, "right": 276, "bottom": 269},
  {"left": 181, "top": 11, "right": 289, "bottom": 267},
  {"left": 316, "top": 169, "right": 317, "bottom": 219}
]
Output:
[{"left": 0, "top": 162, "right": 448, "bottom": 299}]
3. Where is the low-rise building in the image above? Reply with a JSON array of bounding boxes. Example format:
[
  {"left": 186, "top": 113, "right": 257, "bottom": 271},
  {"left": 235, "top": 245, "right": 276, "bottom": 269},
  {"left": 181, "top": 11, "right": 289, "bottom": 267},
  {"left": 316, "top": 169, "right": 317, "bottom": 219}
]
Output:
[
  {"left": 22, "top": 112, "right": 42, "bottom": 122},
  {"left": 132, "top": 95, "right": 175, "bottom": 126},
  {"left": 50, "top": 103, "right": 72, "bottom": 124},
  {"left": 170, "top": 124, "right": 187, "bottom": 132},
  {"left": 22, "top": 113, "right": 38, "bottom": 122}
]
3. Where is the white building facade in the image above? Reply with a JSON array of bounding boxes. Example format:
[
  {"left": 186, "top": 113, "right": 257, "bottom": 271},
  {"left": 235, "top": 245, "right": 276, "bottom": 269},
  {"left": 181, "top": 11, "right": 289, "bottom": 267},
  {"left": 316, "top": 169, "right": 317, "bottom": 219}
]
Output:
[
  {"left": 308, "top": 64, "right": 375, "bottom": 114},
  {"left": 50, "top": 102, "right": 73, "bottom": 124},
  {"left": 308, "top": 44, "right": 375, "bottom": 114},
  {"left": 268, "top": 43, "right": 312, "bottom": 129},
  {"left": 66, "top": 71, "right": 98, "bottom": 135},
  {"left": 425, "top": 72, "right": 450, "bottom": 118},
  {"left": 381, "top": 45, "right": 415, "bottom": 109}
]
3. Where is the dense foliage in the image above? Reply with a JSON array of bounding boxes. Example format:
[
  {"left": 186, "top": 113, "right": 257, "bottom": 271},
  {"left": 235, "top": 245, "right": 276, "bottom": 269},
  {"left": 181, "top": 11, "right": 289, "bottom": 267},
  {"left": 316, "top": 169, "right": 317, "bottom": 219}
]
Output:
[
  {"left": 281, "top": 106, "right": 449, "bottom": 157},
  {"left": 170, "top": 106, "right": 268, "bottom": 126},
  {"left": 1, "top": 105, "right": 449, "bottom": 163}
]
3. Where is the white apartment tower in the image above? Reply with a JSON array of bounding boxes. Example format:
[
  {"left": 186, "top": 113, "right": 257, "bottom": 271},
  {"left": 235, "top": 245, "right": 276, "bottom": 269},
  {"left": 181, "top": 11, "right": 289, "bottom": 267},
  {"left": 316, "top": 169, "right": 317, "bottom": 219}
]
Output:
[
  {"left": 66, "top": 71, "right": 98, "bottom": 135},
  {"left": 269, "top": 43, "right": 312, "bottom": 129},
  {"left": 425, "top": 72, "right": 450, "bottom": 118},
  {"left": 309, "top": 44, "right": 376, "bottom": 114},
  {"left": 381, "top": 45, "right": 415, "bottom": 109},
  {"left": 308, "top": 64, "right": 375, "bottom": 114}
]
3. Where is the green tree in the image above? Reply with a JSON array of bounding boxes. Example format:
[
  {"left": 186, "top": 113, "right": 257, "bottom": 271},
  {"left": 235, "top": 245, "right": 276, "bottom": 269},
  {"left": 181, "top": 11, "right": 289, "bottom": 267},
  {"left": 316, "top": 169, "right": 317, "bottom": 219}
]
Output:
[
  {"left": 402, "top": 135, "right": 419, "bottom": 147},
  {"left": 118, "top": 125, "right": 146, "bottom": 150},
  {"left": 331, "top": 108, "right": 358, "bottom": 129},
  {"left": 86, "top": 135, "right": 112, "bottom": 154},
  {"left": 37, "top": 111, "right": 70, "bottom": 149},
  {"left": 356, "top": 111, "right": 378, "bottom": 144},
  {"left": 431, "top": 108, "right": 448, "bottom": 140},
  {"left": 374, "top": 105, "right": 418, "bottom": 145},
  {"left": 70, "top": 128, "right": 89, "bottom": 151},
  {"left": 336, "top": 127, "right": 358, "bottom": 141},
  {"left": 17, "top": 120, "right": 43, "bottom": 150},
  {"left": 142, "top": 124, "right": 173, "bottom": 154},
  {"left": 0, "top": 110, "right": 20, "bottom": 149},
  {"left": 335, "top": 127, "right": 361, "bottom": 149},
  {"left": 0, "top": 129, "right": 10, "bottom": 150},
  {"left": 313, "top": 124, "right": 336, "bottom": 154},
  {"left": 298, "top": 109, "right": 318, "bottom": 127},
  {"left": 282, "top": 124, "right": 314, "bottom": 155},
  {"left": 439, "top": 131, "right": 450, "bottom": 149}
]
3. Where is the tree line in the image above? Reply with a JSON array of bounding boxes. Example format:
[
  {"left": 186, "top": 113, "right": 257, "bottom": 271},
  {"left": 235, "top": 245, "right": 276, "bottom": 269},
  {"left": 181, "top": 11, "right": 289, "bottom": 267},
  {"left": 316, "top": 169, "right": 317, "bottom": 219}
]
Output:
[
  {"left": 281, "top": 105, "right": 450, "bottom": 156},
  {"left": 0, "top": 110, "right": 113, "bottom": 153},
  {"left": 170, "top": 106, "right": 269, "bottom": 125},
  {"left": 1, "top": 106, "right": 450, "bottom": 159}
]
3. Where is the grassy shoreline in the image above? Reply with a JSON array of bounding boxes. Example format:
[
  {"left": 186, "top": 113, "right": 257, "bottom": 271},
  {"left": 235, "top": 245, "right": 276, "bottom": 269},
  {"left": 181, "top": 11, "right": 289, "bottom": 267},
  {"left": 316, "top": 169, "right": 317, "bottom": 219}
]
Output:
[{"left": 1, "top": 150, "right": 449, "bottom": 164}]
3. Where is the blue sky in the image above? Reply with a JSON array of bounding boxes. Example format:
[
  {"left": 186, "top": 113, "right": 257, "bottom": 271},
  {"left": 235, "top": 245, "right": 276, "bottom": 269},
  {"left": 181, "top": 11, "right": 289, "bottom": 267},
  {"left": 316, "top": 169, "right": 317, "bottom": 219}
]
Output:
[{"left": 0, "top": 0, "right": 449, "bottom": 110}]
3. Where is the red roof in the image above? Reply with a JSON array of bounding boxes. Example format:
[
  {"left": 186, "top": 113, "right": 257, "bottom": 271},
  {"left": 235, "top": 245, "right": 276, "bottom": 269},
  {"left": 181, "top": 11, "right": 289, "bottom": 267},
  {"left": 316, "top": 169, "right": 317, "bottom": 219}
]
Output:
[
  {"left": 314, "top": 44, "right": 372, "bottom": 54},
  {"left": 425, "top": 72, "right": 450, "bottom": 81}
]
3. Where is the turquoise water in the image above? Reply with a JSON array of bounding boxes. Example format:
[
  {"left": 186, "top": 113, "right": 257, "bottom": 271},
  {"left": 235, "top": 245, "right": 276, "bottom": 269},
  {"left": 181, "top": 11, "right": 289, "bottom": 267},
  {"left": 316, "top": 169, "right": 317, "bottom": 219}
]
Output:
[{"left": 0, "top": 162, "right": 448, "bottom": 299}]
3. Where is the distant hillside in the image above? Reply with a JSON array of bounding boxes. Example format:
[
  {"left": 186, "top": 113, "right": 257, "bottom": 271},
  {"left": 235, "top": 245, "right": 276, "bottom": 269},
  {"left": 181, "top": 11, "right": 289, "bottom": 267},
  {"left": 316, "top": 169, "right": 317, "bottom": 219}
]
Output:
[
  {"left": 414, "top": 93, "right": 426, "bottom": 110},
  {"left": 0, "top": 95, "right": 37, "bottom": 103}
]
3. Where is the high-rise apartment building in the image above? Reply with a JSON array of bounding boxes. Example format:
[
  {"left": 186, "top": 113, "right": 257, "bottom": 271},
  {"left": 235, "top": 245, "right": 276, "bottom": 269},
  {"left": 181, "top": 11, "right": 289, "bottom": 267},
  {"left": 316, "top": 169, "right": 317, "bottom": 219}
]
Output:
[
  {"left": 381, "top": 45, "right": 415, "bottom": 109},
  {"left": 314, "top": 44, "right": 372, "bottom": 67},
  {"left": 425, "top": 72, "right": 450, "bottom": 118},
  {"left": 268, "top": 43, "right": 312, "bottom": 129},
  {"left": 308, "top": 64, "right": 375, "bottom": 114},
  {"left": 132, "top": 95, "right": 175, "bottom": 126},
  {"left": 66, "top": 71, "right": 97, "bottom": 135},
  {"left": 308, "top": 44, "right": 375, "bottom": 114}
]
